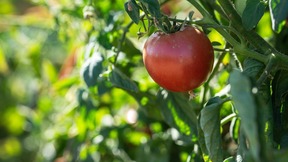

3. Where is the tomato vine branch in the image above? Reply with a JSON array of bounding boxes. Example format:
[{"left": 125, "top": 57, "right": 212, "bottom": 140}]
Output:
[
  {"left": 216, "top": 0, "right": 277, "bottom": 54},
  {"left": 114, "top": 18, "right": 135, "bottom": 64},
  {"left": 256, "top": 54, "right": 278, "bottom": 86},
  {"left": 187, "top": 0, "right": 288, "bottom": 72},
  {"left": 215, "top": 0, "right": 288, "bottom": 71}
]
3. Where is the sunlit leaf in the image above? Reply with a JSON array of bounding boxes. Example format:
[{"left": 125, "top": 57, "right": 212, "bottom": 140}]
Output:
[
  {"left": 157, "top": 89, "right": 198, "bottom": 142},
  {"left": 269, "top": 0, "right": 288, "bottom": 32},
  {"left": 0, "top": 137, "right": 21, "bottom": 158},
  {"left": 0, "top": 47, "right": 9, "bottom": 74},
  {"left": 257, "top": 12, "right": 274, "bottom": 38},
  {"left": 53, "top": 77, "right": 80, "bottom": 91},
  {"left": 2, "top": 108, "right": 25, "bottom": 135},
  {"left": 42, "top": 59, "right": 58, "bottom": 83},
  {"left": 229, "top": 117, "right": 240, "bottom": 143}
]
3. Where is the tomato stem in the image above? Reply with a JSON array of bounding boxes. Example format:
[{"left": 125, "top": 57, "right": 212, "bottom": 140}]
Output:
[
  {"left": 216, "top": 0, "right": 274, "bottom": 53},
  {"left": 256, "top": 54, "right": 278, "bottom": 86},
  {"left": 201, "top": 24, "right": 245, "bottom": 45},
  {"left": 187, "top": 0, "right": 288, "bottom": 72},
  {"left": 114, "top": 18, "right": 135, "bottom": 64}
]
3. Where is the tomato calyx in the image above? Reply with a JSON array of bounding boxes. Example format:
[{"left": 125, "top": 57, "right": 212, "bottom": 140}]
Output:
[
  {"left": 125, "top": 0, "right": 197, "bottom": 38},
  {"left": 154, "top": 16, "right": 190, "bottom": 34},
  {"left": 137, "top": 16, "right": 187, "bottom": 39}
]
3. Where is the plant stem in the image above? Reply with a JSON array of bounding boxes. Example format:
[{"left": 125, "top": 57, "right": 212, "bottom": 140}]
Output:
[
  {"left": 215, "top": 0, "right": 288, "bottom": 71},
  {"left": 216, "top": 0, "right": 276, "bottom": 54},
  {"left": 187, "top": 0, "right": 265, "bottom": 60},
  {"left": 221, "top": 113, "right": 237, "bottom": 126},
  {"left": 114, "top": 20, "right": 134, "bottom": 64},
  {"left": 275, "top": 53, "right": 288, "bottom": 70},
  {"left": 187, "top": 0, "right": 288, "bottom": 71},
  {"left": 207, "top": 23, "right": 268, "bottom": 63},
  {"left": 256, "top": 54, "right": 278, "bottom": 86}
]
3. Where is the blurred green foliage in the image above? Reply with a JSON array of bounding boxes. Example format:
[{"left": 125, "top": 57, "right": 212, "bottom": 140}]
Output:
[
  {"left": 3, "top": 0, "right": 287, "bottom": 161},
  {"left": 0, "top": 0, "right": 207, "bottom": 161}
]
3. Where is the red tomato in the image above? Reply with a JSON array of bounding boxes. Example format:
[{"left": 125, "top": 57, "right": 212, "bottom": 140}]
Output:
[{"left": 143, "top": 26, "right": 214, "bottom": 92}]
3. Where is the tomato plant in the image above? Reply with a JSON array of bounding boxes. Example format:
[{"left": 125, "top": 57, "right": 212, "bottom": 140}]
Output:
[
  {"left": 2, "top": 0, "right": 288, "bottom": 162},
  {"left": 143, "top": 26, "right": 214, "bottom": 92}
]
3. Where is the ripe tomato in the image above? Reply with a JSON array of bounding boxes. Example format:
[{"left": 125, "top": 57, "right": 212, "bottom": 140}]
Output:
[{"left": 143, "top": 26, "right": 214, "bottom": 92}]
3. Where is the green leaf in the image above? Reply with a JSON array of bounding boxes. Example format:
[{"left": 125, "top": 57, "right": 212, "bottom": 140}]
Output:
[
  {"left": 98, "top": 30, "right": 113, "bottom": 50},
  {"left": 197, "top": 119, "right": 208, "bottom": 155},
  {"left": 109, "top": 67, "right": 139, "bottom": 92},
  {"left": 112, "top": 37, "right": 141, "bottom": 57},
  {"left": 229, "top": 70, "right": 260, "bottom": 161},
  {"left": 235, "top": 0, "right": 248, "bottom": 15},
  {"left": 269, "top": 0, "right": 288, "bottom": 32},
  {"left": 97, "top": 77, "right": 112, "bottom": 96},
  {"left": 243, "top": 58, "right": 265, "bottom": 79},
  {"left": 242, "top": 0, "right": 266, "bottom": 30},
  {"left": 81, "top": 53, "right": 103, "bottom": 87},
  {"left": 200, "top": 96, "right": 224, "bottom": 162},
  {"left": 124, "top": 0, "right": 140, "bottom": 24},
  {"left": 157, "top": 89, "right": 198, "bottom": 141},
  {"left": 53, "top": 77, "right": 80, "bottom": 91},
  {"left": 139, "top": 0, "right": 161, "bottom": 18}
]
